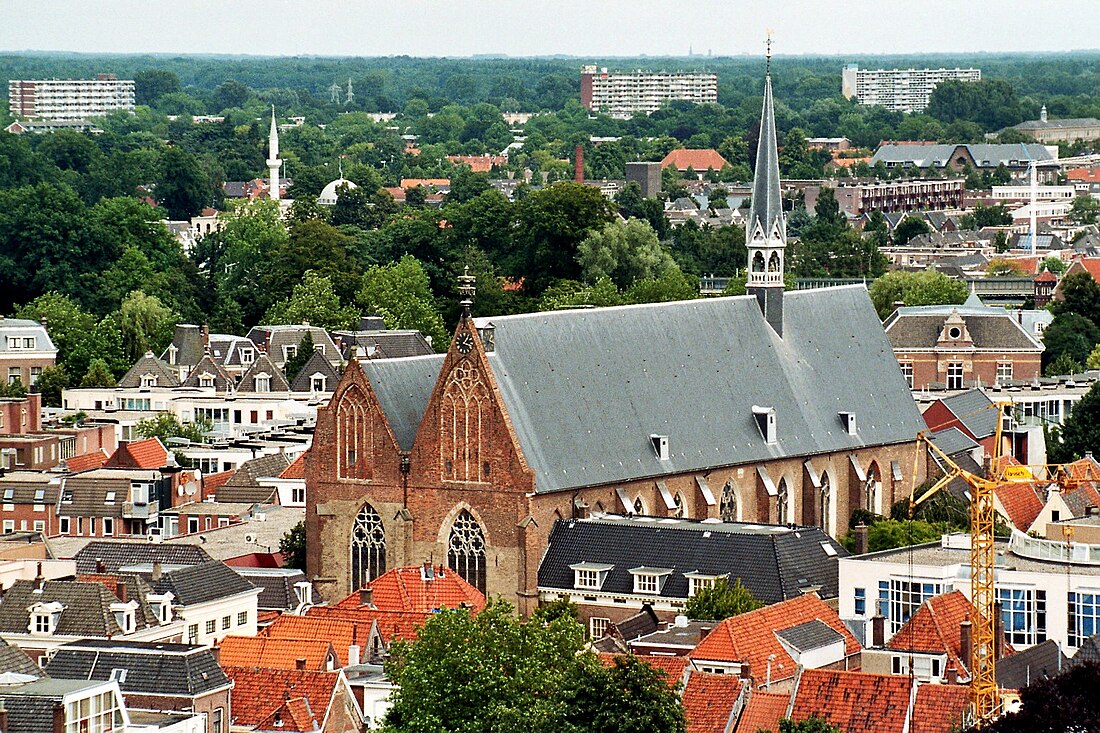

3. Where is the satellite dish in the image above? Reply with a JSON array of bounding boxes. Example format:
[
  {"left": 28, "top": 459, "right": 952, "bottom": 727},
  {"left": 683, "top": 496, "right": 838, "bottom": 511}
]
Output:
[
  {"left": 185, "top": 482, "right": 198, "bottom": 496},
  {"left": 244, "top": 533, "right": 257, "bottom": 544},
  {"left": 177, "top": 486, "right": 184, "bottom": 496}
]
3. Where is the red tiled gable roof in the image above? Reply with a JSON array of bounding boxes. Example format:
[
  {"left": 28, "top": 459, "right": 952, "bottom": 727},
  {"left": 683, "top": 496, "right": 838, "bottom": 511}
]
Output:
[
  {"left": 1066, "top": 167, "right": 1100, "bottom": 183},
  {"left": 307, "top": 605, "right": 428, "bottom": 645},
  {"left": 911, "top": 683, "right": 970, "bottom": 733},
  {"left": 661, "top": 149, "right": 729, "bottom": 172},
  {"left": 1035, "top": 269, "right": 1058, "bottom": 283},
  {"left": 223, "top": 666, "right": 338, "bottom": 729},
  {"left": 1005, "top": 257, "right": 1040, "bottom": 275},
  {"left": 688, "top": 594, "right": 860, "bottom": 683},
  {"left": 790, "top": 669, "right": 912, "bottom": 733},
  {"left": 218, "top": 636, "right": 335, "bottom": 671},
  {"left": 254, "top": 697, "right": 319, "bottom": 733},
  {"left": 203, "top": 470, "right": 235, "bottom": 495},
  {"left": 597, "top": 653, "right": 689, "bottom": 689},
  {"left": 65, "top": 450, "right": 109, "bottom": 473},
  {"left": 336, "top": 566, "right": 485, "bottom": 613},
  {"left": 264, "top": 616, "right": 368, "bottom": 665},
  {"left": 1067, "top": 258, "right": 1100, "bottom": 282},
  {"left": 733, "top": 690, "right": 791, "bottom": 733},
  {"left": 281, "top": 453, "right": 306, "bottom": 480},
  {"left": 106, "top": 437, "right": 169, "bottom": 469},
  {"left": 1064, "top": 457, "right": 1100, "bottom": 481},
  {"left": 886, "top": 590, "right": 971, "bottom": 677},
  {"left": 994, "top": 481, "right": 1045, "bottom": 532},
  {"left": 683, "top": 672, "right": 743, "bottom": 733}
]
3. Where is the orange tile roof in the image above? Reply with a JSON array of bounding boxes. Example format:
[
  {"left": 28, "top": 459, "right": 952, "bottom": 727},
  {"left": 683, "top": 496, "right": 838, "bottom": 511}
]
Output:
[
  {"left": 1064, "top": 457, "right": 1100, "bottom": 481},
  {"left": 254, "top": 697, "right": 320, "bottom": 733},
  {"left": 400, "top": 178, "right": 450, "bottom": 188},
  {"left": 66, "top": 450, "right": 109, "bottom": 473},
  {"left": 1068, "top": 257, "right": 1100, "bottom": 283},
  {"left": 218, "top": 636, "right": 336, "bottom": 671},
  {"left": 733, "top": 690, "right": 790, "bottom": 733},
  {"left": 446, "top": 155, "right": 508, "bottom": 173},
  {"left": 911, "top": 683, "right": 970, "bottom": 733},
  {"left": 1066, "top": 167, "right": 1100, "bottom": 183},
  {"left": 106, "top": 437, "right": 169, "bottom": 469},
  {"left": 597, "top": 653, "right": 689, "bottom": 689},
  {"left": 886, "top": 590, "right": 971, "bottom": 677},
  {"left": 202, "top": 470, "right": 236, "bottom": 495},
  {"left": 307, "top": 606, "right": 428, "bottom": 644},
  {"left": 682, "top": 672, "right": 743, "bottom": 733},
  {"left": 1035, "top": 269, "right": 1058, "bottom": 283},
  {"left": 281, "top": 453, "right": 306, "bottom": 479},
  {"left": 688, "top": 594, "right": 861, "bottom": 684},
  {"left": 264, "top": 616, "right": 369, "bottom": 665},
  {"left": 661, "top": 149, "right": 729, "bottom": 172},
  {"left": 790, "top": 669, "right": 912, "bottom": 733},
  {"left": 829, "top": 156, "right": 872, "bottom": 168},
  {"left": 994, "top": 481, "right": 1045, "bottom": 532},
  {"left": 336, "top": 566, "right": 485, "bottom": 613},
  {"left": 223, "top": 666, "right": 338, "bottom": 730}
]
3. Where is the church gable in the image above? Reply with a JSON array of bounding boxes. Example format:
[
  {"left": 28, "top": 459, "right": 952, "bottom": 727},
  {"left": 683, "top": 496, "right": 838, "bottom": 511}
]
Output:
[{"left": 316, "top": 359, "right": 403, "bottom": 484}]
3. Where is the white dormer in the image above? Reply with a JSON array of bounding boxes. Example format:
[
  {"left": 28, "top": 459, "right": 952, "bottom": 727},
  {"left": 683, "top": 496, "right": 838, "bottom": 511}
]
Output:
[
  {"left": 140, "top": 374, "right": 158, "bottom": 388},
  {"left": 28, "top": 601, "right": 64, "bottom": 635},
  {"left": 650, "top": 434, "right": 670, "bottom": 461},
  {"left": 569, "top": 562, "right": 614, "bottom": 591},
  {"left": 111, "top": 600, "right": 139, "bottom": 634},
  {"left": 146, "top": 592, "right": 175, "bottom": 624},
  {"left": 684, "top": 572, "right": 724, "bottom": 597},
  {"left": 282, "top": 344, "right": 297, "bottom": 362},
  {"left": 629, "top": 566, "right": 673, "bottom": 595},
  {"left": 752, "top": 405, "right": 777, "bottom": 445},
  {"left": 198, "top": 373, "right": 215, "bottom": 388},
  {"left": 310, "top": 374, "right": 327, "bottom": 393},
  {"left": 838, "top": 411, "right": 857, "bottom": 436},
  {"left": 254, "top": 373, "right": 271, "bottom": 393},
  {"left": 240, "top": 347, "right": 255, "bottom": 365}
]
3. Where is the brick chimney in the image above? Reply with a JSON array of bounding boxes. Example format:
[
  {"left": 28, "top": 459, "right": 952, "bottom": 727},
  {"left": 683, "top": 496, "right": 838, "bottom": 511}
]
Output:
[
  {"left": 574, "top": 144, "right": 585, "bottom": 184},
  {"left": 95, "top": 559, "right": 106, "bottom": 574},
  {"left": 52, "top": 703, "right": 64, "bottom": 733},
  {"left": 295, "top": 658, "right": 307, "bottom": 670},
  {"left": 854, "top": 523, "right": 869, "bottom": 555},
  {"left": 152, "top": 561, "right": 162, "bottom": 582},
  {"left": 699, "top": 625, "right": 713, "bottom": 642},
  {"left": 944, "top": 661, "right": 958, "bottom": 685},
  {"left": 960, "top": 620, "right": 972, "bottom": 667},
  {"left": 739, "top": 661, "right": 751, "bottom": 680},
  {"left": 359, "top": 587, "right": 373, "bottom": 607},
  {"left": 871, "top": 615, "right": 885, "bottom": 647},
  {"left": 116, "top": 580, "right": 127, "bottom": 603}
]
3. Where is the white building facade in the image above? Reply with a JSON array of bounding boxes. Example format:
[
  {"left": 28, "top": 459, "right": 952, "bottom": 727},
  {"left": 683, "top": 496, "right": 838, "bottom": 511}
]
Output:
[
  {"left": 8, "top": 75, "right": 135, "bottom": 121},
  {"left": 842, "top": 65, "right": 981, "bottom": 113}
]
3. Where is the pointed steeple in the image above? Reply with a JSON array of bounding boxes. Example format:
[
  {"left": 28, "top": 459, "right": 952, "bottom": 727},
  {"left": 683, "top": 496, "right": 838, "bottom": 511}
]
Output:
[
  {"left": 267, "top": 106, "right": 281, "bottom": 201},
  {"left": 746, "top": 35, "right": 786, "bottom": 336}
]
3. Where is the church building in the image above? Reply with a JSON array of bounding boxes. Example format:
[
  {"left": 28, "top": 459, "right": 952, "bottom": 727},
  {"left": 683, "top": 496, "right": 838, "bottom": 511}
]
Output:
[{"left": 304, "top": 58, "right": 927, "bottom": 613}]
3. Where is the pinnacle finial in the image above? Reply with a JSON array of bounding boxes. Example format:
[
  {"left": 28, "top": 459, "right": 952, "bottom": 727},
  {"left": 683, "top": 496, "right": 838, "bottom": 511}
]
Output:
[
  {"left": 457, "top": 266, "right": 476, "bottom": 318},
  {"left": 765, "top": 31, "right": 773, "bottom": 75}
]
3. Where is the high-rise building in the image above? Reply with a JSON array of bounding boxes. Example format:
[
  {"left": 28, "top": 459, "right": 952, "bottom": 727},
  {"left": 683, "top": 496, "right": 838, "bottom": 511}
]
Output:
[
  {"left": 8, "top": 74, "right": 135, "bottom": 121},
  {"left": 580, "top": 65, "right": 717, "bottom": 118},
  {"left": 841, "top": 65, "right": 980, "bottom": 114}
]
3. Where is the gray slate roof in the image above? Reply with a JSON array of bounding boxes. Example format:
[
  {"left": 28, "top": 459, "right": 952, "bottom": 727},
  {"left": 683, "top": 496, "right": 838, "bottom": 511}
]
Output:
[
  {"left": 216, "top": 453, "right": 289, "bottom": 503},
  {"left": 245, "top": 325, "right": 341, "bottom": 368},
  {"left": 362, "top": 354, "right": 446, "bottom": 452},
  {"left": 73, "top": 541, "right": 213, "bottom": 574},
  {"left": 233, "top": 567, "right": 310, "bottom": 611},
  {"left": 883, "top": 310, "right": 1043, "bottom": 352},
  {"left": 938, "top": 389, "right": 999, "bottom": 439},
  {"left": 45, "top": 640, "right": 229, "bottom": 696},
  {"left": 871, "top": 143, "right": 1055, "bottom": 168},
  {"left": 538, "top": 515, "right": 847, "bottom": 604},
  {"left": 236, "top": 352, "right": 291, "bottom": 393},
  {"left": 0, "top": 319, "right": 56, "bottom": 355},
  {"left": 118, "top": 352, "right": 180, "bottom": 389},
  {"left": 775, "top": 619, "right": 846, "bottom": 652},
  {"left": 1, "top": 696, "right": 59, "bottom": 733},
  {"left": 289, "top": 350, "right": 341, "bottom": 392},
  {"left": 995, "top": 638, "right": 1067, "bottom": 689},
  {"left": 747, "top": 71, "right": 783, "bottom": 243},
  {"left": 0, "top": 640, "right": 43, "bottom": 677},
  {"left": 0, "top": 579, "right": 157, "bottom": 637},
  {"left": 147, "top": 561, "right": 256, "bottom": 606},
  {"left": 474, "top": 287, "right": 923, "bottom": 493},
  {"left": 1013, "top": 117, "right": 1100, "bottom": 131},
  {"left": 332, "top": 329, "right": 434, "bottom": 361},
  {"left": 927, "top": 427, "right": 979, "bottom": 456},
  {"left": 180, "top": 353, "right": 234, "bottom": 391}
]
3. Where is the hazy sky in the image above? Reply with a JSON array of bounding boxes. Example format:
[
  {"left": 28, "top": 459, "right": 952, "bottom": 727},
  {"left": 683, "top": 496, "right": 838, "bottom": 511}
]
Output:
[{"left": 2, "top": 1, "right": 1097, "bottom": 57}]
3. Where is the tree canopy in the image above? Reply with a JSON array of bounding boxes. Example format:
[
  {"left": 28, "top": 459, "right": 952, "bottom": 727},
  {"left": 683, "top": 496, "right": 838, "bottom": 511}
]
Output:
[{"left": 684, "top": 577, "right": 764, "bottom": 621}]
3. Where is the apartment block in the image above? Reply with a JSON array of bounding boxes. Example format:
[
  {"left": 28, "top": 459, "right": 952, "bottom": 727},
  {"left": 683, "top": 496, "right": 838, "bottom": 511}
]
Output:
[
  {"left": 841, "top": 65, "right": 980, "bottom": 113},
  {"left": 805, "top": 178, "right": 965, "bottom": 218},
  {"left": 580, "top": 65, "right": 717, "bottom": 118},
  {"left": 8, "top": 74, "right": 135, "bottom": 121}
]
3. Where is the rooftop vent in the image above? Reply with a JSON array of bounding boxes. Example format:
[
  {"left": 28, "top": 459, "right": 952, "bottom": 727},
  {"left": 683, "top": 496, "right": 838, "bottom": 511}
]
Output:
[
  {"left": 650, "top": 434, "right": 670, "bottom": 461},
  {"left": 752, "top": 406, "right": 777, "bottom": 445},
  {"left": 838, "top": 411, "right": 857, "bottom": 436}
]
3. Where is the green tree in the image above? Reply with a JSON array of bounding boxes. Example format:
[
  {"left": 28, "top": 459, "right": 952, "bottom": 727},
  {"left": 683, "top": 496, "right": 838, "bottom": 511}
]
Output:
[
  {"left": 155, "top": 146, "right": 211, "bottom": 220},
  {"left": 577, "top": 219, "right": 676, "bottom": 289},
  {"left": 117, "top": 290, "right": 177, "bottom": 362},
  {"left": 538, "top": 277, "right": 625, "bottom": 311},
  {"left": 772, "top": 718, "right": 843, "bottom": 733},
  {"left": 32, "top": 366, "right": 69, "bottom": 408},
  {"left": 382, "top": 600, "right": 686, "bottom": 733},
  {"left": 133, "top": 70, "right": 181, "bottom": 106},
  {"left": 1041, "top": 257, "right": 1067, "bottom": 275},
  {"left": 358, "top": 255, "right": 448, "bottom": 350},
  {"left": 625, "top": 268, "right": 700, "bottom": 304},
  {"left": 976, "top": 661, "right": 1100, "bottom": 733},
  {"left": 1046, "top": 352, "right": 1084, "bottom": 377},
  {"left": 1069, "top": 194, "right": 1100, "bottom": 225},
  {"left": 893, "top": 215, "right": 932, "bottom": 245},
  {"left": 283, "top": 333, "right": 314, "bottom": 383},
  {"left": 1042, "top": 313, "right": 1100, "bottom": 371},
  {"left": 684, "top": 577, "right": 763, "bottom": 621},
  {"left": 842, "top": 519, "right": 949, "bottom": 553},
  {"left": 279, "top": 521, "right": 307, "bottom": 570},
  {"left": 959, "top": 204, "right": 1014, "bottom": 229},
  {"left": 0, "top": 380, "right": 27, "bottom": 399},
  {"left": 134, "top": 412, "right": 211, "bottom": 445},
  {"left": 868, "top": 270, "right": 969, "bottom": 319},
  {"left": 80, "top": 358, "right": 117, "bottom": 388},
  {"left": 15, "top": 293, "right": 97, "bottom": 378},
  {"left": 1053, "top": 271, "right": 1100, "bottom": 324},
  {"left": 264, "top": 270, "right": 358, "bottom": 331}
]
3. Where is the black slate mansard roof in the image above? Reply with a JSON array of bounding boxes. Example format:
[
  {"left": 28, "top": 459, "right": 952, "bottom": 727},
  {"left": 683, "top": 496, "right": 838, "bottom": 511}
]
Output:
[{"left": 45, "top": 640, "right": 229, "bottom": 696}]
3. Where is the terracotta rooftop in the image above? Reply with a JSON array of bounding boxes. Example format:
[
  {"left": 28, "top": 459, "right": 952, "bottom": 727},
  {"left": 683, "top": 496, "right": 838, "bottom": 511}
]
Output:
[
  {"left": 911, "top": 683, "right": 971, "bottom": 733},
  {"left": 597, "top": 653, "right": 689, "bottom": 689},
  {"left": 105, "top": 437, "right": 170, "bottom": 469},
  {"left": 264, "top": 615, "right": 369, "bottom": 665},
  {"left": 254, "top": 697, "right": 319, "bottom": 733},
  {"left": 280, "top": 453, "right": 306, "bottom": 480},
  {"left": 682, "top": 671, "right": 743, "bottom": 733},
  {"left": 223, "top": 666, "right": 338, "bottom": 730},
  {"left": 202, "top": 470, "right": 236, "bottom": 495},
  {"left": 1068, "top": 258, "right": 1100, "bottom": 282},
  {"left": 688, "top": 594, "right": 860, "bottom": 684},
  {"left": 307, "top": 605, "right": 428, "bottom": 645},
  {"left": 218, "top": 636, "right": 336, "bottom": 671},
  {"left": 661, "top": 149, "right": 729, "bottom": 172},
  {"left": 336, "top": 565, "right": 485, "bottom": 614},
  {"left": 790, "top": 669, "right": 912, "bottom": 733},
  {"left": 886, "top": 590, "right": 972, "bottom": 677},
  {"left": 732, "top": 690, "right": 790, "bottom": 733},
  {"left": 994, "top": 481, "right": 1045, "bottom": 533},
  {"left": 65, "top": 450, "right": 109, "bottom": 473},
  {"left": 1035, "top": 269, "right": 1058, "bottom": 283}
]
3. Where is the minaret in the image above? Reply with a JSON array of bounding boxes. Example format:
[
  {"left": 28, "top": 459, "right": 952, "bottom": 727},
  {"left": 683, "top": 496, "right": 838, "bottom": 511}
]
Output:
[
  {"left": 267, "top": 106, "right": 281, "bottom": 201},
  {"left": 746, "top": 36, "right": 786, "bottom": 336}
]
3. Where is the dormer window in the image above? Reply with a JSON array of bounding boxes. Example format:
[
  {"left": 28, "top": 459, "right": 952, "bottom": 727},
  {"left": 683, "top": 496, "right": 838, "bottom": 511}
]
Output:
[
  {"left": 254, "top": 373, "right": 271, "bottom": 393},
  {"left": 948, "top": 326, "right": 962, "bottom": 339},
  {"left": 111, "top": 601, "right": 138, "bottom": 633},
  {"left": 28, "top": 601, "right": 64, "bottom": 635},
  {"left": 283, "top": 345, "right": 297, "bottom": 361},
  {"left": 240, "top": 348, "right": 255, "bottom": 365},
  {"left": 198, "top": 373, "right": 215, "bottom": 388},
  {"left": 140, "top": 374, "right": 157, "bottom": 388},
  {"left": 570, "top": 562, "right": 613, "bottom": 591},
  {"left": 650, "top": 434, "right": 669, "bottom": 461},
  {"left": 310, "top": 374, "right": 327, "bottom": 392},
  {"left": 104, "top": 491, "right": 116, "bottom": 505},
  {"left": 167, "top": 345, "right": 178, "bottom": 365},
  {"left": 753, "top": 405, "right": 777, "bottom": 445},
  {"left": 629, "top": 567, "right": 673, "bottom": 595},
  {"left": 838, "top": 412, "right": 857, "bottom": 436},
  {"left": 147, "top": 592, "right": 174, "bottom": 624},
  {"left": 685, "top": 572, "right": 724, "bottom": 597}
]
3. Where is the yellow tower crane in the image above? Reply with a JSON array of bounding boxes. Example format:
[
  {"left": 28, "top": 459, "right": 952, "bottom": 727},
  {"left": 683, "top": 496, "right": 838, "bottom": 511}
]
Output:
[{"left": 910, "top": 402, "right": 1018, "bottom": 725}]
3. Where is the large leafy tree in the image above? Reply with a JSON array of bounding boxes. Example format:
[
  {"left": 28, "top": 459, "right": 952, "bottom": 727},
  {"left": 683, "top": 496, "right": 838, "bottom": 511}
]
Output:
[
  {"left": 868, "top": 270, "right": 969, "bottom": 319},
  {"left": 1052, "top": 383, "right": 1100, "bottom": 461},
  {"left": 684, "top": 577, "right": 763, "bottom": 621},
  {"left": 264, "top": 271, "right": 358, "bottom": 331},
  {"left": 1042, "top": 313, "right": 1100, "bottom": 371},
  {"left": 974, "top": 661, "right": 1100, "bottom": 733},
  {"left": 576, "top": 219, "right": 677, "bottom": 290},
  {"left": 382, "top": 600, "right": 686, "bottom": 733},
  {"left": 1053, "top": 271, "right": 1100, "bottom": 324},
  {"left": 117, "top": 291, "right": 177, "bottom": 362},
  {"left": 358, "top": 255, "right": 448, "bottom": 350}
]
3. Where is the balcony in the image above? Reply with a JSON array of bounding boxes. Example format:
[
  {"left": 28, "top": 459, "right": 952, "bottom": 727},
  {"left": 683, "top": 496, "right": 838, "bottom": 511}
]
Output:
[{"left": 122, "top": 502, "right": 156, "bottom": 520}]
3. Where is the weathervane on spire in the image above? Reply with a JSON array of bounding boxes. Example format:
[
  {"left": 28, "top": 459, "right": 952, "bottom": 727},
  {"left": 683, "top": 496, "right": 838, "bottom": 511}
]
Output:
[
  {"left": 765, "top": 31, "right": 774, "bottom": 75},
  {"left": 458, "top": 266, "right": 476, "bottom": 318}
]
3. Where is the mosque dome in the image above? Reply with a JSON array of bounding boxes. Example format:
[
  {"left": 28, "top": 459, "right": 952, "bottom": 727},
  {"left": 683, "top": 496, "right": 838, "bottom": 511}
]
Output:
[{"left": 318, "top": 178, "right": 357, "bottom": 206}]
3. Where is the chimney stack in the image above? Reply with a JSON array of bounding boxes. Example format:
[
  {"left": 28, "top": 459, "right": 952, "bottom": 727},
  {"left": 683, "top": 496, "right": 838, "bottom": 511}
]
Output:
[
  {"left": 348, "top": 644, "right": 361, "bottom": 667},
  {"left": 574, "top": 144, "right": 585, "bottom": 184},
  {"left": 739, "top": 661, "right": 752, "bottom": 680},
  {"left": 699, "top": 625, "right": 713, "bottom": 642},
  {"left": 295, "top": 658, "right": 307, "bottom": 671},
  {"left": 52, "top": 703, "right": 64, "bottom": 733},
  {"left": 359, "top": 587, "right": 373, "bottom": 607},
  {"left": 116, "top": 580, "right": 127, "bottom": 603},
  {"left": 960, "top": 620, "right": 972, "bottom": 668},
  {"left": 871, "top": 615, "right": 885, "bottom": 647},
  {"left": 0, "top": 698, "right": 9, "bottom": 733},
  {"left": 95, "top": 559, "right": 106, "bottom": 574},
  {"left": 944, "top": 661, "right": 958, "bottom": 685},
  {"left": 854, "top": 523, "right": 869, "bottom": 555},
  {"left": 152, "top": 561, "right": 162, "bottom": 582}
]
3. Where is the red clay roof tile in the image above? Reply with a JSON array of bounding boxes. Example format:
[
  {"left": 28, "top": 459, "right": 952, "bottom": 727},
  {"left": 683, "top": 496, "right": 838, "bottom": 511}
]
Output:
[
  {"left": 280, "top": 453, "right": 306, "bottom": 480},
  {"left": 335, "top": 566, "right": 485, "bottom": 613},
  {"left": 682, "top": 671, "right": 743, "bottom": 733},
  {"left": 661, "top": 149, "right": 729, "bottom": 172},
  {"left": 790, "top": 669, "right": 912, "bottom": 733},
  {"left": 218, "top": 636, "right": 336, "bottom": 671},
  {"left": 106, "top": 437, "right": 169, "bottom": 469},
  {"left": 65, "top": 450, "right": 109, "bottom": 473},
  {"left": 886, "top": 590, "right": 972, "bottom": 678},
  {"left": 733, "top": 690, "right": 790, "bottom": 733},
  {"left": 994, "top": 481, "right": 1045, "bottom": 532},
  {"left": 223, "top": 666, "right": 338, "bottom": 729},
  {"left": 911, "top": 683, "right": 970, "bottom": 733}
]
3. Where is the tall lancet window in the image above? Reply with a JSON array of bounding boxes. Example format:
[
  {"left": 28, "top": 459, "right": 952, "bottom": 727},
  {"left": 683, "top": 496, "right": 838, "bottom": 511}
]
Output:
[
  {"left": 337, "top": 386, "right": 373, "bottom": 480},
  {"left": 447, "top": 510, "right": 486, "bottom": 594},
  {"left": 440, "top": 362, "right": 491, "bottom": 483},
  {"left": 350, "top": 504, "right": 385, "bottom": 591}
]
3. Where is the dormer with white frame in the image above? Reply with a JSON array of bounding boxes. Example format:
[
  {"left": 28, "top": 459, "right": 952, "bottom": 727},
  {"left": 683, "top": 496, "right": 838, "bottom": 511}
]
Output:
[
  {"left": 629, "top": 566, "right": 673, "bottom": 595},
  {"left": 110, "top": 600, "right": 139, "bottom": 634},
  {"left": 684, "top": 571, "right": 727, "bottom": 597},
  {"left": 28, "top": 601, "right": 65, "bottom": 635},
  {"left": 569, "top": 562, "right": 614, "bottom": 591}
]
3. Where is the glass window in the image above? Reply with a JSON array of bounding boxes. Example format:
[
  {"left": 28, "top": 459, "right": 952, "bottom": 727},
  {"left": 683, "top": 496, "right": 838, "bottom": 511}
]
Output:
[
  {"left": 237, "top": 611, "right": 247, "bottom": 626},
  {"left": 996, "top": 362, "right": 1013, "bottom": 384},
  {"left": 854, "top": 587, "right": 866, "bottom": 616},
  {"left": 899, "top": 362, "right": 914, "bottom": 389},
  {"left": 222, "top": 615, "right": 231, "bottom": 630},
  {"left": 589, "top": 617, "right": 610, "bottom": 640},
  {"left": 575, "top": 569, "right": 600, "bottom": 589},
  {"left": 634, "top": 574, "right": 660, "bottom": 594},
  {"left": 888, "top": 579, "right": 941, "bottom": 632},
  {"left": 205, "top": 619, "right": 216, "bottom": 634},
  {"left": 947, "top": 362, "right": 964, "bottom": 390},
  {"left": 1069, "top": 592, "right": 1100, "bottom": 647}
]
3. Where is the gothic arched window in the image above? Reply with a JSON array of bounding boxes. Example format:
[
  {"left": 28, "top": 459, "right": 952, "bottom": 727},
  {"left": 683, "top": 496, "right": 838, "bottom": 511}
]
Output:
[
  {"left": 440, "top": 362, "right": 491, "bottom": 483},
  {"left": 673, "top": 493, "right": 685, "bottom": 518},
  {"left": 777, "top": 479, "right": 789, "bottom": 525},
  {"left": 447, "top": 510, "right": 486, "bottom": 594},
  {"left": 820, "top": 473, "right": 832, "bottom": 534},
  {"left": 752, "top": 251, "right": 766, "bottom": 272},
  {"left": 350, "top": 504, "right": 385, "bottom": 591},
  {"left": 337, "top": 386, "right": 372, "bottom": 480},
  {"left": 720, "top": 482, "right": 738, "bottom": 522}
]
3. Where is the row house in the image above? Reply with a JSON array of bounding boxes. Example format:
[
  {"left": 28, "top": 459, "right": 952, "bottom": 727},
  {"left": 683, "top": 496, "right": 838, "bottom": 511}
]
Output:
[
  {"left": 0, "top": 318, "right": 56, "bottom": 389},
  {"left": 807, "top": 178, "right": 965, "bottom": 218},
  {"left": 0, "top": 395, "right": 116, "bottom": 471}
]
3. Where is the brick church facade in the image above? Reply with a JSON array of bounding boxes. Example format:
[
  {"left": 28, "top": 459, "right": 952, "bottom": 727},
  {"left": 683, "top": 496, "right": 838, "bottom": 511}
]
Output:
[{"left": 304, "top": 63, "right": 927, "bottom": 614}]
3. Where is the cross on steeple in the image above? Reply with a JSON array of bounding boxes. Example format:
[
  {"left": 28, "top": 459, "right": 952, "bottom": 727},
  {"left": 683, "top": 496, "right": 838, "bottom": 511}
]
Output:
[{"left": 765, "top": 31, "right": 773, "bottom": 75}]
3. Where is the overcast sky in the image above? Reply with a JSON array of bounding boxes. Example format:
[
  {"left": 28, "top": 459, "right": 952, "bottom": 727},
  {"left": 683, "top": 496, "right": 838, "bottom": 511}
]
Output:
[{"left": 1, "top": 1, "right": 1097, "bottom": 57}]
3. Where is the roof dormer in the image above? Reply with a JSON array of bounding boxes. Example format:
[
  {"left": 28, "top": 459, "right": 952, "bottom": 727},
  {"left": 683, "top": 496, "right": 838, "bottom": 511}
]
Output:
[
  {"left": 28, "top": 601, "right": 64, "bottom": 635},
  {"left": 937, "top": 309, "right": 974, "bottom": 347}
]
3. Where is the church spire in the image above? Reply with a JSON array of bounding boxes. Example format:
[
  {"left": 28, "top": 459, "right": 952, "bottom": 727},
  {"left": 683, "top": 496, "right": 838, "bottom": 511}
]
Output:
[
  {"left": 746, "top": 34, "right": 786, "bottom": 336},
  {"left": 267, "top": 106, "right": 281, "bottom": 201}
]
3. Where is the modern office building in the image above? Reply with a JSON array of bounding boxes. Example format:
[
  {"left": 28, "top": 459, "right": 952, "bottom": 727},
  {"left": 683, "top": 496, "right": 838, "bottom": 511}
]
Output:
[
  {"left": 842, "top": 65, "right": 981, "bottom": 113},
  {"left": 8, "top": 74, "right": 135, "bottom": 121},
  {"left": 581, "top": 65, "right": 717, "bottom": 118}
]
